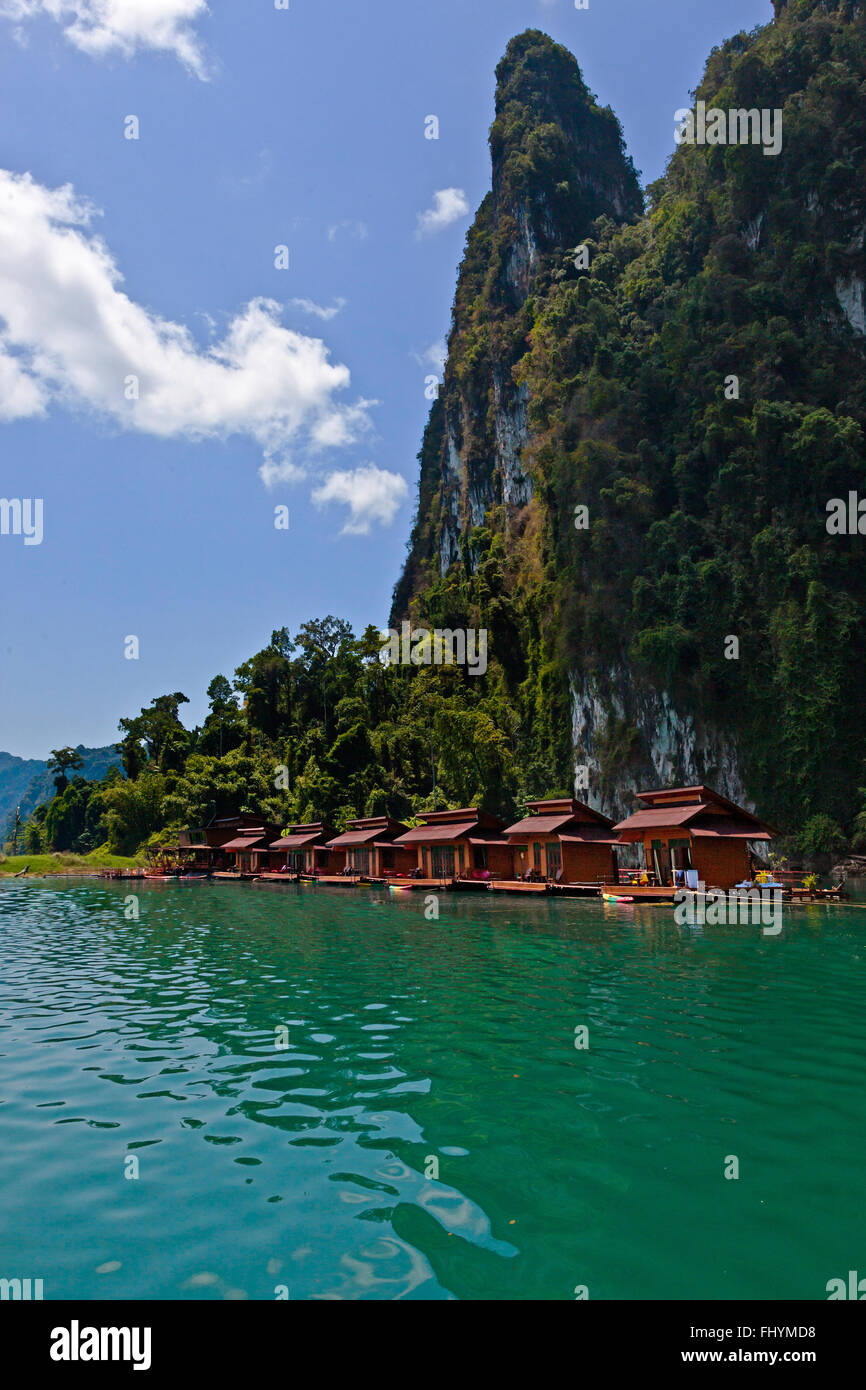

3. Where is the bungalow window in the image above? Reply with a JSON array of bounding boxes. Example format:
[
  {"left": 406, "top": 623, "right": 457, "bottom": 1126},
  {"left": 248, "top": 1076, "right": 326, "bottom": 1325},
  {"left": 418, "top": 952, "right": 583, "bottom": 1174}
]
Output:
[
  {"left": 533, "top": 843, "right": 542, "bottom": 872},
  {"left": 352, "top": 848, "right": 370, "bottom": 875},
  {"left": 473, "top": 846, "right": 488, "bottom": 871}
]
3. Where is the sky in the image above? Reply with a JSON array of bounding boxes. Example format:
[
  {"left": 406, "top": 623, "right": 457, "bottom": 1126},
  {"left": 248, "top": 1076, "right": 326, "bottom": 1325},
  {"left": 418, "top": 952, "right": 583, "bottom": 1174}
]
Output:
[{"left": 0, "top": 0, "right": 773, "bottom": 759}]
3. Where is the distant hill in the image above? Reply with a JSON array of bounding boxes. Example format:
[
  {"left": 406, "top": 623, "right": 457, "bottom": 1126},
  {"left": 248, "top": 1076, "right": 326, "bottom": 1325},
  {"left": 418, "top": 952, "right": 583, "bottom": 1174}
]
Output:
[{"left": 0, "top": 745, "right": 123, "bottom": 835}]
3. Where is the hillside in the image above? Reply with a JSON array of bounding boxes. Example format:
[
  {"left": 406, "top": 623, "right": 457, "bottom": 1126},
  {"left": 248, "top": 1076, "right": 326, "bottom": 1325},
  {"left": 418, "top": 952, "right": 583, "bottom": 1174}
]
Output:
[
  {"left": 0, "top": 745, "right": 123, "bottom": 835},
  {"left": 392, "top": 3, "right": 866, "bottom": 832}
]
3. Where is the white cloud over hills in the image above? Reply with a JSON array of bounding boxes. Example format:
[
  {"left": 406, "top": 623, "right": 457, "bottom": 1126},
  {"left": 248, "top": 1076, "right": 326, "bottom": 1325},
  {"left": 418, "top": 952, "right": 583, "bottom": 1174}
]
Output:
[
  {"left": 0, "top": 168, "right": 406, "bottom": 532},
  {"left": 1, "top": 0, "right": 210, "bottom": 77}
]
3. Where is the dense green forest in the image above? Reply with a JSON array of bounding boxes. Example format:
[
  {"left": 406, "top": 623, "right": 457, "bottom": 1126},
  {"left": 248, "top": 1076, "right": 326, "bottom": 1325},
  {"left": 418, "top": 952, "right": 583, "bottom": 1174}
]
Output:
[
  {"left": 12, "top": 618, "right": 540, "bottom": 857},
  {"left": 10, "top": 0, "right": 866, "bottom": 862}
]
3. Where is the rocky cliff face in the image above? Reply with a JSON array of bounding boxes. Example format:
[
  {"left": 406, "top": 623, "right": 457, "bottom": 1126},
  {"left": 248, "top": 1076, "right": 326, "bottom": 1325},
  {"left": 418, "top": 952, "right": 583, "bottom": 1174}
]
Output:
[
  {"left": 393, "top": 6, "right": 866, "bottom": 837},
  {"left": 570, "top": 669, "right": 748, "bottom": 821},
  {"left": 391, "top": 31, "right": 641, "bottom": 613}
]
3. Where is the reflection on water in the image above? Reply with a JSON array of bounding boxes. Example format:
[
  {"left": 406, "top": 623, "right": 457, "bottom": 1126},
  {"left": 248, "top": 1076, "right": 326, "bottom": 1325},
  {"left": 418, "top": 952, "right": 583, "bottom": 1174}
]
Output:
[{"left": 0, "top": 879, "right": 864, "bottom": 1300}]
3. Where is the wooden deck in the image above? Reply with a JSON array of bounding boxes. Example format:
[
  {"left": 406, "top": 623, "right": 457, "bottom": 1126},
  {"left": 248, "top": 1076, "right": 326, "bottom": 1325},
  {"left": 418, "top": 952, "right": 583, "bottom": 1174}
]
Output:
[
  {"left": 301, "top": 874, "right": 369, "bottom": 886},
  {"left": 491, "top": 879, "right": 603, "bottom": 896},
  {"left": 386, "top": 877, "right": 490, "bottom": 893},
  {"left": 490, "top": 879, "right": 549, "bottom": 894}
]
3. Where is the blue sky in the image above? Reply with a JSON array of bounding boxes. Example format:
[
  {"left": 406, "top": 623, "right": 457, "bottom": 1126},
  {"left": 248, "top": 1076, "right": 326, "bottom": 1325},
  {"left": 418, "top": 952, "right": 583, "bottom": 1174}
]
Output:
[{"left": 0, "top": 0, "right": 772, "bottom": 759}]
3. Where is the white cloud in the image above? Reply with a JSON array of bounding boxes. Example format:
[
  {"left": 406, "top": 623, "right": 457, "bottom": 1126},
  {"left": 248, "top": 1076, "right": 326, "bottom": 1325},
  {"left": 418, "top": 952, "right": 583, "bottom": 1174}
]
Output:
[
  {"left": 290, "top": 297, "right": 347, "bottom": 322},
  {"left": 415, "top": 188, "right": 469, "bottom": 238},
  {"left": 327, "top": 221, "right": 368, "bottom": 243},
  {"left": 412, "top": 339, "right": 446, "bottom": 372},
  {"left": 0, "top": 168, "right": 373, "bottom": 482},
  {"left": 311, "top": 463, "right": 409, "bottom": 536},
  {"left": 0, "top": 339, "right": 46, "bottom": 419},
  {"left": 1, "top": 0, "right": 210, "bottom": 78}
]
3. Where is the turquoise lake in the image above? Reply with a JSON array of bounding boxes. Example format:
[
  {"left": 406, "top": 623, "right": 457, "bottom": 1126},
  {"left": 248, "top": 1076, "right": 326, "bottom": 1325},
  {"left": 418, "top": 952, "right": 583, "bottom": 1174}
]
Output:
[{"left": 1, "top": 878, "right": 864, "bottom": 1301}]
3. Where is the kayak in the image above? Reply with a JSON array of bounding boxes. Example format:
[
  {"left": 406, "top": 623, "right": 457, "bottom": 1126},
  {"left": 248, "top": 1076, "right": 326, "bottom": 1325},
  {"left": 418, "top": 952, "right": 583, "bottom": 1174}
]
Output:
[{"left": 603, "top": 892, "right": 634, "bottom": 904}]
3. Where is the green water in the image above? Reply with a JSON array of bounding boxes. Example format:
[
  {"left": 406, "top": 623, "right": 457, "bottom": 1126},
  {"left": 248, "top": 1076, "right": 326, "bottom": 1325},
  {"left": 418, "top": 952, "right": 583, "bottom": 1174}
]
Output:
[{"left": 0, "top": 879, "right": 863, "bottom": 1301}]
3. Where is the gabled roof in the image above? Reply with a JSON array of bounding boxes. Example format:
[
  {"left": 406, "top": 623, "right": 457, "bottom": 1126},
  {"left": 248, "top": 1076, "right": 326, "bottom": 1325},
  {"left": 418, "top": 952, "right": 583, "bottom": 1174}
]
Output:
[
  {"left": 505, "top": 797, "right": 613, "bottom": 839},
  {"left": 505, "top": 813, "right": 578, "bottom": 836},
  {"left": 269, "top": 822, "right": 331, "bottom": 851},
  {"left": 221, "top": 833, "right": 271, "bottom": 851},
  {"left": 327, "top": 817, "right": 408, "bottom": 849},
  {"left": 417, "top": 806, "right": 503, "bottom": 826},
  {"left": 395, "top": 807, "right": 504, "bottom": 844},
  {"left": 613, "top": 786, "right": 774, "bottom": 841},
  {"left": 327, "top": 826, "right": 381, "bottom": 848},
  {"left": 269, "top": 832, "right": 324, "bottom": 850},
  {"left": 395, "top": 821, "right": 479, "bottom": 845},
  {"left": 690, "top": 815, "right": 771, "bottom": 841}
]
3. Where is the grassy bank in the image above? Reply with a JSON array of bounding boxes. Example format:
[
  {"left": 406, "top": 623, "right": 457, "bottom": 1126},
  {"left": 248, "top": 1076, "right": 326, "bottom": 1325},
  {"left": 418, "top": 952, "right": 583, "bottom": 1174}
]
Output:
[{"left": 0, "top": 849, "right": 144, "bottom": 876}]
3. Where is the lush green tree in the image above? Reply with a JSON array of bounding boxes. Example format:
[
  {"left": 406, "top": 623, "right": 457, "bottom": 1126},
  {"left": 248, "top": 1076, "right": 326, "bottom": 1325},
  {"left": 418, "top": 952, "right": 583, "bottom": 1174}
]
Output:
[{"left": 47, "top": 747, "right": 84, "bottom": 794}]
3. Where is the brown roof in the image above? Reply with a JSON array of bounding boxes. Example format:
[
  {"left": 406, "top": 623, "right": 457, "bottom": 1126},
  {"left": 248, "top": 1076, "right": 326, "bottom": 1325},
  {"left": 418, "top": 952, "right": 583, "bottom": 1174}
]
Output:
[
  {"left": 523, "top": 798, "right": 613, "bottom": 826},
  {"left": 690, "top": 816, "right": 771, "bottom": 841},
  {"left": 220, "top": 834, "right": 270, "bottom": 851},
  {"left": 327, "top": 826, "right": 381, "bottom": 848},
  {"left": 505, "top": 813, "right": 577, "bottom": 836},
  {"left": 409, "top": 807, "right": 504, "bottom": 830},
  {"left": 613, "top": 806, "right": 700, "bottom": 838},
  {"left": 269, "top": 832, "right": 323, "bottom": 850},
  {"left": 615, "top": 788, "right": 774, "bottom": 841},
  {"left": 328, "top": 816, "right": 408, "bottom": 848},
  {"left": 395, "top": 821, "right": 478, "bottom": 844}
]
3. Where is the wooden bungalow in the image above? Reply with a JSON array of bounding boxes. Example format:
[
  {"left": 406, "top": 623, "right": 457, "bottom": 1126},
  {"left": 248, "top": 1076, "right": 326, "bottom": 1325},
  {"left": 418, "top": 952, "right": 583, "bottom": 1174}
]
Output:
[
  {"left": 611, "top": 785, "right": 774, "bottom": 897},
  {"left": 267, "top": 822, "right": 345, "bottom": 878},
  {"left": 151, "top": 827, "right": 212, "bottom": 875},
  {"left": 212, "top": 820, "right": 281, "bottom": 878},
  {"left": 392, "top": 808, "right": 511, "bottom": 888},
  {"left": 500, "top": 798, "right": 619, "bottom": 893},
  {"left": 326, "top": 817, "right": 415, "bottom": 880}
]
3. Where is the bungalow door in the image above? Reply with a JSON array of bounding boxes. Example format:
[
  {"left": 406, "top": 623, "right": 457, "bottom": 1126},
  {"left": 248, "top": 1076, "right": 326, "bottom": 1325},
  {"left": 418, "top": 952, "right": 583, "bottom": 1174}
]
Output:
[
  {"left": 650, "top": 839, "right": 671, "bottom": 886},
  {"left": 546, "top": 841, "right": 561, "bottom": 881},
  {"left": 431, "top": 845, "right": 455, "bottom": 879},
  {"left": 669, "top": 838, "right": 693, "bottom": 885}
]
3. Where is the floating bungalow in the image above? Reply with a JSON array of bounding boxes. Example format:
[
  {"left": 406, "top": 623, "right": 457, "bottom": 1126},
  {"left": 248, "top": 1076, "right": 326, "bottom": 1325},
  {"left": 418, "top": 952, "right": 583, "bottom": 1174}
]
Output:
[
  {"left": 267, "top": 822, "right": 344, "bottom": 879},
  {"left": 158, "top": 783, "right": 778, "bottom": 903},
  {"left": 391, "top": 808, "right": 511, "bottom": 888},
  {"left": 149, "top": 827, "right": 212, "bottom": 876},
  {"left": 610, "top": 785, "right": 774, "bottom": 898},
  {"left": 499, "top": 798, "right": 619, "bottom": 894},
  {"left": 326, "top": 817, "right": 415, "bottom": 881},
  {"left": 209, "top": 817, "right": 281, "bottom": 878}
]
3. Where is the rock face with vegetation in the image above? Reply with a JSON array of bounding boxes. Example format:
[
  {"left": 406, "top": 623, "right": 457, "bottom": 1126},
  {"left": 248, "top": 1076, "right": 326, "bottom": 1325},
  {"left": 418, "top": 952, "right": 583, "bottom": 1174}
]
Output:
[{"left": 393, "top": 3, "right": 866, "bottom": 843}]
